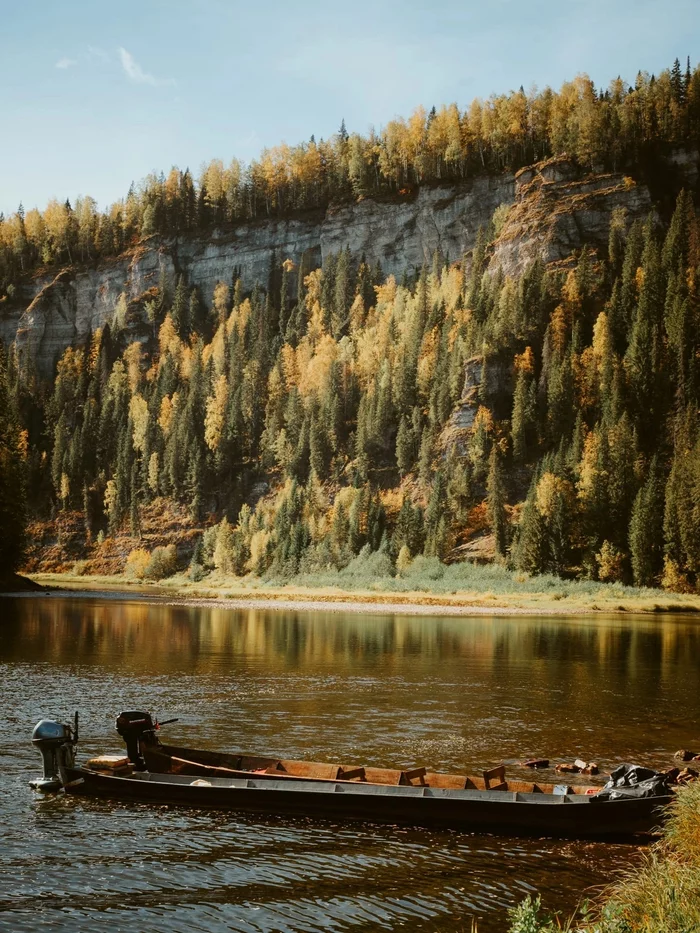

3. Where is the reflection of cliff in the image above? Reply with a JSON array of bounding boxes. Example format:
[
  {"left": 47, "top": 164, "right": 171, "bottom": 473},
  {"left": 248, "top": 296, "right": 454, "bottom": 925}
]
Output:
[{"left": 3, "top": 597, "right": 699, "bottom": 681}]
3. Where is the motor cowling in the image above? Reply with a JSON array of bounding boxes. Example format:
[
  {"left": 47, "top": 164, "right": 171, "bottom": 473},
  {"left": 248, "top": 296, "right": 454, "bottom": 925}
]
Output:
[
  {"left": 116, "top": 711, "right": 159, "bottom": 770},
  {"left": 30, "top": 718, "right": 78, "bottom": 791}
]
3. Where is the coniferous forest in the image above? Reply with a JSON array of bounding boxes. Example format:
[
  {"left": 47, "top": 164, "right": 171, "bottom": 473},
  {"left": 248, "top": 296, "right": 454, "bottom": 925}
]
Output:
[{"left": 1, "top": 59, "right": 700, "bottom": 593}]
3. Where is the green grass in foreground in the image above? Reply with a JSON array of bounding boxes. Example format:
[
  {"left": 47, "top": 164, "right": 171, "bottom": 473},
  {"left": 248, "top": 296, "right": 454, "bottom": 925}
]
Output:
[{"left": 505, "top": 780, "right": 700, "bottom": 933}]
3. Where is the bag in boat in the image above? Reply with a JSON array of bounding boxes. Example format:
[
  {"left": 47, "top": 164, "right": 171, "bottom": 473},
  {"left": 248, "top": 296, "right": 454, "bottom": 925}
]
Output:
[{"left": 594, "top": 764, "right": 670, "bottom": 801}]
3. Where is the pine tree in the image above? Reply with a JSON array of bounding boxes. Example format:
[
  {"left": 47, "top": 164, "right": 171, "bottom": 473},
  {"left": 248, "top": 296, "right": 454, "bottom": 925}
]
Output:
[
  {"left": 629, "top": 457, "right": 664, "bottom": 587},
  {"left": 189, "top": 288, "right": 205, "bottom": 336},
  {"left": 0, "top": 346, "right": 26, "bottom": 573},
  {"left": 332, "top": 248, "right": 352, "bottom": 338},
  {"left": 513, "top": 484, "right": 546, "bottom": 574},
  {"left": 511, "top": 366, "right": 537, "bottom": 462},
  {"left": 309, "top": 409, "right": 330, "bottom": 480},
  {"left": 172, "top": 274, "right": 189, "bottom": 338},
  {"left": 624, "top": 231, "right": 667, "bottom": 441},
  {"left": 395, "top": 415, "right": 414, "bottom": 476},
  {"left": 487, "top": 445, "right": 508, "bottom": 560},
  {"left": 418, "top": 426, "right": 433, "bottom": 484}
]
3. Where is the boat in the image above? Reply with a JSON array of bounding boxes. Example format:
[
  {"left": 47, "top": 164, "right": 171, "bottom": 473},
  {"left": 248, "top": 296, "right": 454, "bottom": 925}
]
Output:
[
  {"left": 59, "top": 766, "right": 670, "bottom": 839},
  {"left": 29, "top": 711, "right": 674, "bottom": 840}
]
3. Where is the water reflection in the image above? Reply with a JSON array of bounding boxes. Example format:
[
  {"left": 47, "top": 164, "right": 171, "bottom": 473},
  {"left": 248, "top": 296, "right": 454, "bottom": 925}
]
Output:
[
  {"left": 1, "top": 594, "right": 697, "bottom": 933},
  {"left": 5, "top": 595, "right": 700, "bottom": 671}
]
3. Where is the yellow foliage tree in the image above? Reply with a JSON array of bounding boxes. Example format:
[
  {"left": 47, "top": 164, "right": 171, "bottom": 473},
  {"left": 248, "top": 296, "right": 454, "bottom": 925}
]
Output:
[
  {"left": 129, "top": 394, "right": 149, "bottom": 453},
  {"left": 158, "top": 314, "right": 181, "bottom": 359},
  {"left": 148, "top": 452, "right": 159, "bottom": 493},
  {"left": 123, "top": 342, "right": 143, "bottom": 393},
  {"left": 204, "top": 374, "right": 228, "bottom": 451}
]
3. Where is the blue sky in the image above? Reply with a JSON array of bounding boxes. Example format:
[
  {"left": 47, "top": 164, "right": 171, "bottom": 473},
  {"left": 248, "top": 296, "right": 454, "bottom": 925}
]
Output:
[{"left": 1, "top": 0, "right": 697, "bottom": 215}]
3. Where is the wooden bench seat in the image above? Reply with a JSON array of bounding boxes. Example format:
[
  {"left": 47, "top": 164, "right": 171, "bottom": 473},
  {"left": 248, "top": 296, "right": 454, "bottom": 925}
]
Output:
[{"left": 483, "top": 765, "right": 508, "bottom": 791}]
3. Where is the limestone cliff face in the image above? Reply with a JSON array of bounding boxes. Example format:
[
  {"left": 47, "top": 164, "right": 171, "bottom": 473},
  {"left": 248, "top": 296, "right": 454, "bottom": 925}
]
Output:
[
  {"left": 2, "top": 150, "right": 697, "bottom": 377},
  {"left": 488, "top": 156, "right": 654, "bottom": 276},
  {"left": 2, "top": 176, "right": 513, "bottom": 376}
]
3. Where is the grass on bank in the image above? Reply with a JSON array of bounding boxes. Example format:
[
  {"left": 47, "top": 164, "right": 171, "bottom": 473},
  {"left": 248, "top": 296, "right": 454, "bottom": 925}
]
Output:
[
  {"left": 28, "top": 550, "right": 700, "bottom": 614},
  {"left": 504, "top": 780, "right": 700, "bottom": 933}
]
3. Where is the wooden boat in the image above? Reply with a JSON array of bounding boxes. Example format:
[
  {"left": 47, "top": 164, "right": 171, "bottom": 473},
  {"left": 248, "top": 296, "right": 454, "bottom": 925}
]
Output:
[
  {"left": 61, "top": 765, "right": 671, "bottom": 839},
  {"left": 31, "top": 714, "right": 672, "bottom": 838}
]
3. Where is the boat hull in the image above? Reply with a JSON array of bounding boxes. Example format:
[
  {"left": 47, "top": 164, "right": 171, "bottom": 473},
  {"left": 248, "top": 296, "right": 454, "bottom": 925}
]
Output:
[{"left": 63, "top": 768, "right": 670, "bottom": 839}]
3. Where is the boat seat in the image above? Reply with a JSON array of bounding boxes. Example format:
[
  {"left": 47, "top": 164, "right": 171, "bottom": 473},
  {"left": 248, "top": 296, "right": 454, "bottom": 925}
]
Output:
[
  {"left": 426, "top": 772, "right": 469, "bottom": 790},
  {"left": 338, "top": 766, "right": 367, "bottom": 781},
  {"left": 263, "top": 761, "right": 288, "bottom": 774},
  {"left": 280, "top": 761, "right": 339, "bottom": 781},
  {"left": 483, "top": 765, "right": 507, "bottom": 791},
  {"left": 399, "top": 767, "right": 428, "bottom": 786},
  {"left": 86, "top": 755, "right": 132, "bottom": 775}
]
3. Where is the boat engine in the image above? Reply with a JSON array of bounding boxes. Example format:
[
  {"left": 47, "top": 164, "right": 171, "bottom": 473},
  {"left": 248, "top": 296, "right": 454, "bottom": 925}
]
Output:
[
  {"left": 116, "top": 710, "right": 160, "bottom": 770},
  {"left": 30, "top": 714, "right": 79, "bottom": 792}
]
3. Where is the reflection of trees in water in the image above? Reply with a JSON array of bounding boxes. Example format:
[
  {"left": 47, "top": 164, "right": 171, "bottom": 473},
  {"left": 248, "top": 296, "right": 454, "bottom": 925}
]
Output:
[
  {"left": 3, "top": 598, "right": 700, "bottom": 683},
  {"left": 4, "top": 596, "right": 700, "bottom": 775}
]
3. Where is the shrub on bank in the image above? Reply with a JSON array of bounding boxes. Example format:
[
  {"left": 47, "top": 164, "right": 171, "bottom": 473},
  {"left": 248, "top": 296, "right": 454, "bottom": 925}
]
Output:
[
  {"left": 144, "top": 545, "right": 178, "bottom": 580},
  {"left": 124, "top": 545, "right": 178, "bottom": 581},
  {"left": 506, "top": 781, "right": 700, "bottom": 933},
  {"left": 125, "top": 548, "right": 150, "bottom": 580},
  {"left": 592, "top": 779, "right": 700, "bottom": 933}
]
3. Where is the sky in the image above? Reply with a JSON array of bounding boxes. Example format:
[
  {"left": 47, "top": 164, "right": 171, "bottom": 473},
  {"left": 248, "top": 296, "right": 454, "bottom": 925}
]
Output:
[{"left": 1, "top": 0, "right": 698, "bottom": 216}]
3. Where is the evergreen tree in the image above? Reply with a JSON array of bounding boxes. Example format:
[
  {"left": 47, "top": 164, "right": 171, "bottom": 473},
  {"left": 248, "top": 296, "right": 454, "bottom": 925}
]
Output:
[
  {"left": 511, "top": 365, "right": 537, "bottom": 462},
  {"left": 487, "top": 445, "right": 508, "bottom": 560},
  {"left": 395, "top": 415, "right": 414, "bottom": 476},
  {"left": 629, "top": 457, "right": 664, "bottom": 587},
  {"left": 172, "top": 274, "right": 189, "bottom": 338},
  {"left": 0, "top": 347, "right": 26, "bottom": 573}
]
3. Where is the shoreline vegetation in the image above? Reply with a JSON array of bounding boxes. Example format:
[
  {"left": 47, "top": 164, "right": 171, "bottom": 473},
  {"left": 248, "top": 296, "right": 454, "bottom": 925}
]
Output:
[
  {"left": 507, "top": 780, "right": 700, "bottom": 933},
  {"left": 16, "top": 565, "right": 700, "bottom": 615}
]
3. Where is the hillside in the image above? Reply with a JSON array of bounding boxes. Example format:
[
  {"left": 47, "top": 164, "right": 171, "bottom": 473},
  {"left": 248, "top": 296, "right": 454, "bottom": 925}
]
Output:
[{"left": 1, "top": 59, "right": 700, "bottom": 595}]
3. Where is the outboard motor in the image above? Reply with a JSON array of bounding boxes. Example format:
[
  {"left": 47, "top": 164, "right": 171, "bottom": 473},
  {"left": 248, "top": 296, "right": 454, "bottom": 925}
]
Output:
[
  {"left": 30, "top": 714, "right": 79, "bottom": 792},
  {"left": 116, "top": 711, "right": 159, "bottom": 771}
]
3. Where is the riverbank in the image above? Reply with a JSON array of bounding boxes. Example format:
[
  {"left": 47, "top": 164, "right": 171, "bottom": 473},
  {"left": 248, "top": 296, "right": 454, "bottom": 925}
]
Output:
[
  {"left": 0, "top": 573, "right": 49, "bottom": 593},
  {"left": 21, "top": 568, "right": 700, "bottom": 616},
  {"left": 508, "top": 780, "right": 700, "bottom": 932}
]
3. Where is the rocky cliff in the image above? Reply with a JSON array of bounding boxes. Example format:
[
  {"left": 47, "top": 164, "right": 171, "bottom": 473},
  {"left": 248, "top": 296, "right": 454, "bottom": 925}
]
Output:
[{"left": 2, "top": 150, "right": 697, "bottom": 377}]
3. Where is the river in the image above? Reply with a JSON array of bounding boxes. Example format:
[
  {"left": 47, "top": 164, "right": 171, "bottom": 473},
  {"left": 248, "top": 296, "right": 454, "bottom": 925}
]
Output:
[{"left": 2, "top": 593, "right": 699, "bottom": 932}]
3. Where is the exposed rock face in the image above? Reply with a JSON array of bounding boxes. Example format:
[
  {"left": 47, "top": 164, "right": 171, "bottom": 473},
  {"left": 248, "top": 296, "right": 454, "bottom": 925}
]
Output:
[
  {"left": 445, "top": 356, "right": 485, "bottom": 437},
  {"left": 1, "top": 177, "right": 514, "bottom": 376},
  {"left": 441, "top": 356, "right": 512, "bottom": 453},
  {"left": 2, "top": 150, "right": 696, "bottom": 377},
  {"left": 488, "top": 155, "right": 654, "bottom": 276}
]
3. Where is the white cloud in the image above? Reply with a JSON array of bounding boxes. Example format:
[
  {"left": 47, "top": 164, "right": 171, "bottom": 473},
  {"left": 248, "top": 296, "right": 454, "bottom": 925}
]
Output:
[
  {"left": 87, "top": 45, "right": 110, "bottom": 62},
  {"left": 118, "top": 47, "right": 174, "bottom": 87},
  {"left": 55, "top": 57, "right": 77, "bottom": 70}
]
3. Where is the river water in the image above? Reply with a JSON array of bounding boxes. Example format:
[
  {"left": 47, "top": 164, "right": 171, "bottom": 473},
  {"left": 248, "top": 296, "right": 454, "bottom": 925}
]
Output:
[{"left": 1, "top": 594, "right": 699, "bottom": 933}]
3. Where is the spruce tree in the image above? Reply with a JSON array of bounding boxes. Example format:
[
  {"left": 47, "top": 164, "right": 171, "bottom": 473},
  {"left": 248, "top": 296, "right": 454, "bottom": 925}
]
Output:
[
  {"left": 0, "top": 346, "right": 26, "bottom": 573},
  {"left": 511, "top": 368, "right": 536, "bottom": 462},
  {"left": 629, "top": 457, "right": 664, "bottom": 587},
  {"left": 487, "top": 445, "right": 508, "bottom": 560},
  {"left": 172, "top": 275, "right": 189, "bottom": 339},
  {"left": 396, "top": 415, "right": 414, "bottom": 476}
]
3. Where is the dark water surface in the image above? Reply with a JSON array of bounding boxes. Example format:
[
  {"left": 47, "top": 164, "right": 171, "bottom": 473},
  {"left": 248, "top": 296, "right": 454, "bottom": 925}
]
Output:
[{"left": 2, "top": 594, "right": 699, "bottom": 933}]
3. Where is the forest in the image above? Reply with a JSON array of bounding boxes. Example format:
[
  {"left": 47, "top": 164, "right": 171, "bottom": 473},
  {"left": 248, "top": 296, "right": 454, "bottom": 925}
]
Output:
[
  {"left": 0, "top": 58, "right": 699, "bottom": 593},
  {"left": 1, "top": 58, "right": 699, "bottom": 294}
]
